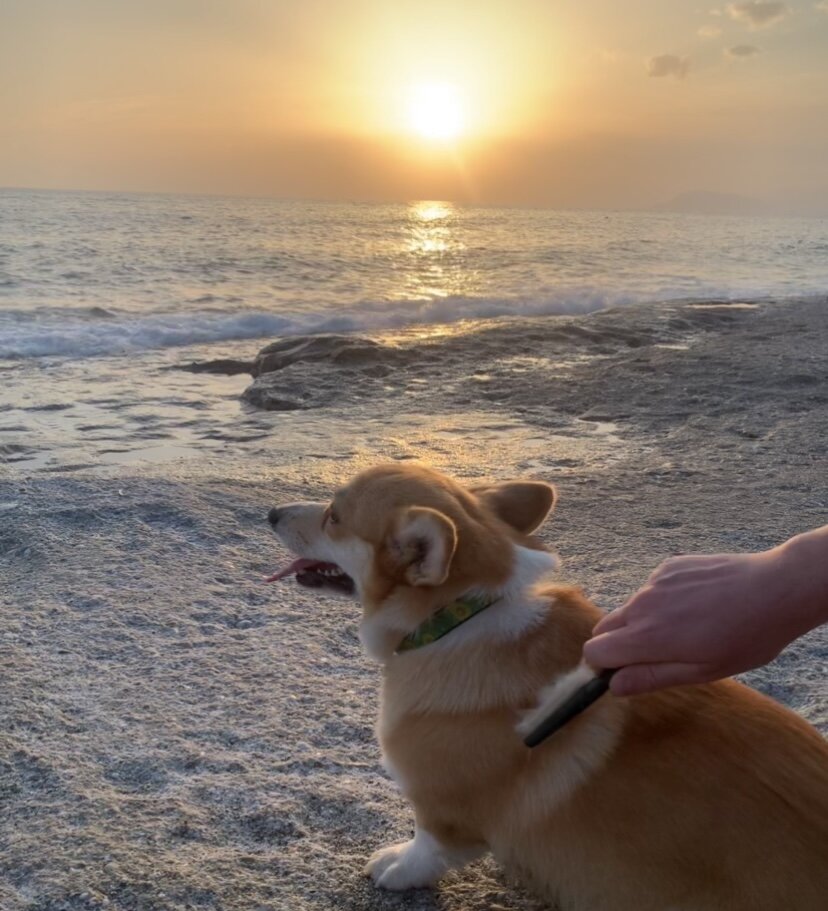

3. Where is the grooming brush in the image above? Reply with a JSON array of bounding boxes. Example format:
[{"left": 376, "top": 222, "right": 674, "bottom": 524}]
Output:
[{"left": 523, "top": 668, "right": 618, "bottom": 748}]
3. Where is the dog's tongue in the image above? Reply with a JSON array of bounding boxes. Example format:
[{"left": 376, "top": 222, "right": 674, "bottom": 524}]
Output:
[{"left": 264, "top": 558, "right": 320, "bottom": 583}]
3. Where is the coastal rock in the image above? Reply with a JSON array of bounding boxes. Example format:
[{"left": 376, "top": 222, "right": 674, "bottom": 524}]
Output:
[
  {"left": 242, "top": 358, "right": 393, "bottom": 411},
  {"left": 175, "top": 358, "right": 254, "bottom": 376},
  {"left": 252, "top": 334, "right": 405, "bottom": 377},
  {"left": 243, "top": 334, "right": 408, "bottom": 411}
]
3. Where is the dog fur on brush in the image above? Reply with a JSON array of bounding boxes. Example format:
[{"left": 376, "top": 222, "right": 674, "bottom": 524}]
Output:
[{"left": 268, "top": 462, "right": 828, "bottom": 911}]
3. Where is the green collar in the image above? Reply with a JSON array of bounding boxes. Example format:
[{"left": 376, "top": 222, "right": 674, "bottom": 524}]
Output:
[{"left": 395, "top": 592, "right": 499, "bottom": 654}]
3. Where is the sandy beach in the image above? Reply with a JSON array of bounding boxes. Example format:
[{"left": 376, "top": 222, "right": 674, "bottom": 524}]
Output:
[{"left": 2, "top": 297, "right": 827, "bottom": 911}]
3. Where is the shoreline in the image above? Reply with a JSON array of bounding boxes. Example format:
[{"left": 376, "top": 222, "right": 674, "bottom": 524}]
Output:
[
  {"left": 1, "top": 295, "right": 827, "bottom": 910},
  {"left": 2, "top": 292, "right": 824, "bottom": 477}
]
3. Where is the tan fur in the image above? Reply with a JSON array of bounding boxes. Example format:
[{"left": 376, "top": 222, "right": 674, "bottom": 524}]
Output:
[{"left": 271, "top": 463, "right": 828, "bottom": 910}]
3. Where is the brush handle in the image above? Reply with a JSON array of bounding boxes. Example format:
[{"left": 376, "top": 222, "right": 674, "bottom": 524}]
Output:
[{"left": 523, "top": 668, "right": 618, "bottom": 748}]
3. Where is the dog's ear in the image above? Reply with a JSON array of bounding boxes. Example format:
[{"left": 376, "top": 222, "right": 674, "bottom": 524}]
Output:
[
  {"left": 386, "top": 507, "right": 458, "bottom": 586},
  {"left": 471, "top": 481, "right": 557, "bottom": 534}
]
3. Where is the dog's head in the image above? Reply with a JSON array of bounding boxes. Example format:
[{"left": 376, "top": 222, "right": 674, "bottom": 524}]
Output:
[{"left": 267, "top": 463, "right": 557, "bottom": 654}]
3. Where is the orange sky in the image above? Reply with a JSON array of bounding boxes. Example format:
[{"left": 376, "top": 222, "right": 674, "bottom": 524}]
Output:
[{"left": 2, "top": 1, "right": 828, "bottom": 211}]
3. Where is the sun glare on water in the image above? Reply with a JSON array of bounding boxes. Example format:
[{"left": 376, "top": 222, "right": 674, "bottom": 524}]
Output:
[{"left": 406, "top": 82, "right": 465, "bottom": 142}]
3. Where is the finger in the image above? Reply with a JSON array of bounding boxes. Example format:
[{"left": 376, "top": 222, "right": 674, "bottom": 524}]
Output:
[
  {"left": 582, "top": 627, "right": 652, "bottom": 668},
  {"left": 610, "top": 662, "right": 711, "bottom": 697},
  {"left": 582, "top": 627, "right": 668, "bottom": 670},
  {"left": 590, "top": 608, "right": 628, "bottom": 636}
]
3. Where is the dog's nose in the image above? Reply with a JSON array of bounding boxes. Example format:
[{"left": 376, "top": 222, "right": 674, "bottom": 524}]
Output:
[{"left": 268, "top": 507, "right": 284, "bottom": 526}]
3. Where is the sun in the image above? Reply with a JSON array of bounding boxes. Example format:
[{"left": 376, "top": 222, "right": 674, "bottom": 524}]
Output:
[{"left": 405, "top": 82, "right": 465, "bottom": 142}]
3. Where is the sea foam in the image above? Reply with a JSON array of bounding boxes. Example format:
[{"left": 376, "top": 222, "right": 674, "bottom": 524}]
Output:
[{"left": 0, "top": 291, "right": 638, "bottom": 359}]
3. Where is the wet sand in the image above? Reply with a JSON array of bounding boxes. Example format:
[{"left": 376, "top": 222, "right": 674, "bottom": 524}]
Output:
[{"left": 1, "top": 297, "right": 826, "bottom": 910}]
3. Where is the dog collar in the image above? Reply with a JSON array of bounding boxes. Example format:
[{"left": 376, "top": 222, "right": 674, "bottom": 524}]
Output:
[{"left": 395, "top": 592, "right": 499, "bottom": 653}]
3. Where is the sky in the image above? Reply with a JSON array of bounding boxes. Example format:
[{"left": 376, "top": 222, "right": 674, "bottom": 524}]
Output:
[{"left": 2, "top": 0, "right": 828, "bottom": 211}]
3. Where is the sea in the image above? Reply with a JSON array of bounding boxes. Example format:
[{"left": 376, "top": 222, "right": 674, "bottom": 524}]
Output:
[{"left": 1, "top": 188, "right": 827, "bottom": 474}]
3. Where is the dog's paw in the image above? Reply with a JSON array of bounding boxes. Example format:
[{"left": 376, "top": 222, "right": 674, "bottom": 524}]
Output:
[
  {"left": 376, "top": 860, "right": 436, "bottom": 891},
  {"left": 364, "top": 838, "right": 444, "bottom": 891},
  {"left": 365, "top": 841, "right": 409, "bottom": 882}
]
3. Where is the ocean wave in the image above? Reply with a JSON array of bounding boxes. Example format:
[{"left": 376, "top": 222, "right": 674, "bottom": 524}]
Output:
[
  {"left": 0, "top": 309, "right": 293, "bottom": 359},
  {"left": 0, "top": 287, "right": 766, "bottom": 359}
]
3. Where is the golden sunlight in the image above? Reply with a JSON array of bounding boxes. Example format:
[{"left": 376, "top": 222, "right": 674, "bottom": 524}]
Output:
[
  {"left": 406, "top": 83, "right": 464, "bottom": 142},
  {"left": 412, "top": 200, "right": 452, "bottom": 221}
]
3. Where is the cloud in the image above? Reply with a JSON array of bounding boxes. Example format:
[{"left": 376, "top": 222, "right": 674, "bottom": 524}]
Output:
[
  {"left": 647, "top": 55, "right": 691, "bottom": 79},
  {"left": 727, "top": 43, "right": 762, "bottom": 56},
  {"left": 727, "top": 2, "right": 789, "bottom": 28},
  {"left": 698, "top": 24, "right": 723, "bottom": 37}
]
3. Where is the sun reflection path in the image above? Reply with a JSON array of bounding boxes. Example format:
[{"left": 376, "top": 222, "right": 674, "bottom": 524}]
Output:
[
  {"left": 395, "top": 200, "right": 476, "bottom": 302},
  {"left": 413, "top": 200, "right": 452, "bottom": 222}
]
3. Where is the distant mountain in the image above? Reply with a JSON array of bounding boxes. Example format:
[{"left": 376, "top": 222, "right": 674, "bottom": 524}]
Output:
[{"left": 656, "top": 190, "right": 772, "bottom": 216}]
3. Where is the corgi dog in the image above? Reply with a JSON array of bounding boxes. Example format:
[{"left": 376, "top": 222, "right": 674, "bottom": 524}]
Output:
[{"left": 267, "top": 463, "right": 828, "bottom": 911}]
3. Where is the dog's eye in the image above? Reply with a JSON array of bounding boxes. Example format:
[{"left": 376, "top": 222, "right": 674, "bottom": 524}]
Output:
[{"left": 329, "top": 508, "right": 340, "bottom": 526}]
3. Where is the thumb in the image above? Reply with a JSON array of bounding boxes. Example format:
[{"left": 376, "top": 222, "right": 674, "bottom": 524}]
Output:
[{"left": 610, "top": 662, "right": 710, "bottom": 697}]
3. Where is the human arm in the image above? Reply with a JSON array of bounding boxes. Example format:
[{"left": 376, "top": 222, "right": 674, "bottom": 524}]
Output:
[{"left": 582, "top": 525, "right": 828, "bottom": 697}]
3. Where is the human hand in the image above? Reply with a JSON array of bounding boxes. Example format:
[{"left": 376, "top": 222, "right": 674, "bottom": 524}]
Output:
[{"left": 582, "top": 540, "right": 825, "bottom": 697}]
